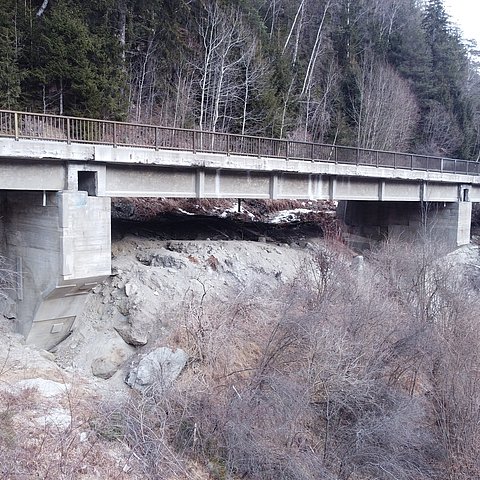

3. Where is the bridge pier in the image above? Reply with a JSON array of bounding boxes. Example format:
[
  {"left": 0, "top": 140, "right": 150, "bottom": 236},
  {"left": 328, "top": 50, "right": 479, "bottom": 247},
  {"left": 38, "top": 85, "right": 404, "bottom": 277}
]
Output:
[
  {"left": 338, "top": 200, "right": 472, "bottom": 249},
  {"left": 1, "top": 190, "right": 111, "bottom": 350}
]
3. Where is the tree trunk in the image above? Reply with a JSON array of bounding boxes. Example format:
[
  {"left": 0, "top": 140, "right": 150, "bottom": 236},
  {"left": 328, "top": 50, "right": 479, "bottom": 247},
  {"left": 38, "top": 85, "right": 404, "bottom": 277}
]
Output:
[{"left": 36, "top": 0, "right": 49, "bottom": 17}]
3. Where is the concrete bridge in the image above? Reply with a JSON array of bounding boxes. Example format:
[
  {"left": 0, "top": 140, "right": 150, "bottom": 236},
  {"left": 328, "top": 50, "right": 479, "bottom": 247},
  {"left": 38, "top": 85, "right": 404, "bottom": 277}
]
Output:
[{"left": 0, "top": 110, "right": 479, "bottom": 349}]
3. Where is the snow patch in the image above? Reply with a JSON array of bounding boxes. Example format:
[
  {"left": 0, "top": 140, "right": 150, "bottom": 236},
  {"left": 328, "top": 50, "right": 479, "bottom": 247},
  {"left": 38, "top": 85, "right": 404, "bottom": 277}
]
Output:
[
  {"left": 177, "top": 208, "right": 194, "bottom": 216},
  {"left": 270, "top": 208, "right": 313, "bottom": 224}
]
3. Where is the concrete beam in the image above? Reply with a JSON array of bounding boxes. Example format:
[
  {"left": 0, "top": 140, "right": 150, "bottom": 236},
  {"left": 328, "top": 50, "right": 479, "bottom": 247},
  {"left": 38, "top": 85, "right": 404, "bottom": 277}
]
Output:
[{"left": 1, "top": 138, "right": 479, "bottom": 193}]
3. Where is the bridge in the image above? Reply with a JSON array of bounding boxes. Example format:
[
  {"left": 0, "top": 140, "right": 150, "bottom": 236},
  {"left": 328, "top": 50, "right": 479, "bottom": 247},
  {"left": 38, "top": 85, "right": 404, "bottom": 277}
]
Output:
[{"left": 0, "top": 110, "right": 478, "bottom": 349}]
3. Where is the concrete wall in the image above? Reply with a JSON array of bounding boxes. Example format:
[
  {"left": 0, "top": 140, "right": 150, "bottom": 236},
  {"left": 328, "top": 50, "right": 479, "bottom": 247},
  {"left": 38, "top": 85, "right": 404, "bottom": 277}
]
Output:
[
  {"left": 0, "top": 192, "right": 6, "bottom": 254},
  {"left": 2, "top": 137, "right": 480, "bottom": 200},
  {"left": 3, "top": 191, "right": 111, "bottom": 350},
  {"left": 339, "top": 200, "right": 472, "bottom": 249}
]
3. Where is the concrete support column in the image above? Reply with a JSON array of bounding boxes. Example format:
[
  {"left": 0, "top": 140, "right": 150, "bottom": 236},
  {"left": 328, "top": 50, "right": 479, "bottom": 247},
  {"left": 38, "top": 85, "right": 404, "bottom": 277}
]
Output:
[
  {"left": 338, "top": 200, "right": 471, "bottom": 250},
  {"left": 2, "top": 190, "right": 111, "bottom": 350}
]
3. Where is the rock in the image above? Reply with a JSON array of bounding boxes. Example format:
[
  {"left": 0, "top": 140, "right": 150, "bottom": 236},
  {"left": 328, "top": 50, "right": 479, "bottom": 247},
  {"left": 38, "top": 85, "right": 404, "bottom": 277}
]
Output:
[
  {"left": 125, "top": 283, "right": 138, "bottom": 297},
  {"left": 91, "top": 357, "right": 121, "bottom": 379},
  {"left": 126, "top": 347, "right": 188, "bottom": 393},
  {"left": 38, "top": 350, "right": 56, "bottom": 362},
  {"left": 136, "top": 252, "right": 186, "bottom": 269},
  {"left": 35, "top": 408, "right": 72, "bottom": 430},
  {"left": 0, "top": 296, "right": 16, "bottom": 319},
  {"left": 111, "top": 266, "right": 123, "bottom": 275},
  {"left": 17, "top": 378, "right": 70, "bottom": 398},
  {"left": 114, "top": 325, "right": 148, "bottom": 346},
  {"left": 352, "top": 255, "right": 364, "bottom": 273},
  {"left": 91, "top": 343, "right": 134, "bottom": 379}
]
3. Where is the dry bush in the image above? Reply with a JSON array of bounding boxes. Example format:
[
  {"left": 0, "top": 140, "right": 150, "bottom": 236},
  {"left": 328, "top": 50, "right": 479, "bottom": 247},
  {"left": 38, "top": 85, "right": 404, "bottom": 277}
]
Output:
[
  {"left": 0, "top": 380, "right": 135, "bottom": 479},
  {"left": 366, "top": 239, "right": 480, "bottom": 479},
  {"left": 108, "top": 239, "right": 480, "bottom": 480},
  {"left": 0, "top": 257, "right": 16, "bottom": 294}
]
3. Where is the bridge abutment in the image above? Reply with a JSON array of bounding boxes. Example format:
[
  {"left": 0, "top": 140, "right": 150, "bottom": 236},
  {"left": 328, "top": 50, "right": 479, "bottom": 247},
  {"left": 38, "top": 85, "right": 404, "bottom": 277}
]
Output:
[
  {"left": 1, "top": 190, "right": 111, "bottom": 350},
  {"left": 338, "top": 200, "right": 471, "bottom": 249}
]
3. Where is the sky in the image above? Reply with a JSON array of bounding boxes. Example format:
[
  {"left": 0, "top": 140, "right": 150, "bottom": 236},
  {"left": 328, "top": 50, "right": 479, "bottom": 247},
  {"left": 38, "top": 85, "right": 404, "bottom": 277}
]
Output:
[{"left": 444, "top": 0, "right": 480, "bottom": 47}]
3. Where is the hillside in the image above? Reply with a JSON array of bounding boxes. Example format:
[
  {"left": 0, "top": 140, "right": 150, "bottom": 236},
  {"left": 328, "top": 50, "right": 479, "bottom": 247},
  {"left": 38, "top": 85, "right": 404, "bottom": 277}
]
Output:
[
  {"left": 1, "top": 217, "right": 480, "bottom": 478},
  {"left": 1, "top": 0, "right": 479, "bottom": 159}
]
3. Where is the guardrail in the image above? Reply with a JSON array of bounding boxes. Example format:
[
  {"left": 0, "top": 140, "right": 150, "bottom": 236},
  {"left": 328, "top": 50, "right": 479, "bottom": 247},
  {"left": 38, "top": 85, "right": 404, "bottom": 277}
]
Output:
[{"left": 0, "top": 109, "right": 478, "bottom": 175}]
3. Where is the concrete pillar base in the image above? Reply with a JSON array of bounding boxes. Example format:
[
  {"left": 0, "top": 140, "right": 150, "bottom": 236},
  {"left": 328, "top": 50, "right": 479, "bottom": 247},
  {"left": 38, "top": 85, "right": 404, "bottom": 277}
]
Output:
[
  {"left": 338, "top": 200, "right": 471, "bottom": 250},
  {"left": 2, "top": 190, "right": 111, "bottom": 350}
]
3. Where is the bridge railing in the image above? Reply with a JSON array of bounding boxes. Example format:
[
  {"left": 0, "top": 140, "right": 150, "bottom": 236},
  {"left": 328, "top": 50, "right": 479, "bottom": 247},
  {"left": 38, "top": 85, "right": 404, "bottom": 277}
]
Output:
[{"left": 1, "top": 110, "right": 479, "bottom": 176}]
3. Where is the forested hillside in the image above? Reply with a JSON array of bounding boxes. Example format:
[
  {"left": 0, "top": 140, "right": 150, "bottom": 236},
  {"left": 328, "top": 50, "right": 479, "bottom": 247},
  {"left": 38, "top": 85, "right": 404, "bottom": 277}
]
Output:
[{"left": 1, "top": 0, "right": 479, "bottom": 159}]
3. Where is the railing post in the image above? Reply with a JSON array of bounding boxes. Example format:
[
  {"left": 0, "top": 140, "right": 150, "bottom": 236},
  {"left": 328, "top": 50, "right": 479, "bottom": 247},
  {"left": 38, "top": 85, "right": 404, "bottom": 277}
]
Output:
[
  {"left": 394, "top": 153, "right": 397, "bottom": 169},
  {"left": 335, "top": 146, "right": 338, "bottom": 164},
  {"left": 311, "top": 143, "right": 315, "bottom": 162},
  {"left": 286, "top": 140, "right": 289, "bottom": 160},
  {"left": 440, "top": 158, "right": 444, "bottom": 173},
  {"left": 376, "top": 150, "right": 379, "bottom": 168},
  {"left": 227, "top": 134, "right": 230, "bottom": 156},
  {"left": 66, "top": 117, "right": 71, "bottom": 144},
  {"left": 155, "top": 127, "right": 159, "bottom": 151},
  {"left": 411, "top": 155, "right": 413, "bottom": 170},
  {"left": 258, "top": 137, "right": 261, "bottom": 158},
  {"left": 113, "top": 122, "right": 117, "bottom": 148},
  {"left": 192, "top": 130, "right": 196, "bottom": 154},
  {"left": 14, "top": 112, "right": 19, "bottom": 140}
]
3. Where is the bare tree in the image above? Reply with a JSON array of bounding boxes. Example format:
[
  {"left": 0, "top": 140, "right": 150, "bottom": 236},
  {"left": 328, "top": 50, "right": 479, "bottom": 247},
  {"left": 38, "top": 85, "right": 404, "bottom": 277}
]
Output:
[
  {"left": 197, "top": 3, "right": 250, "bottom": 133},
  {"left": 300, "top": 0, "right": 332, "bottom": 97},
  {"left": 422, "top": 101, "right": 463, "bottom": 156},
  {"left": 354, "top": 56, "right": 418, "bottom": 151},
  {"left": 297, "top": 57, "right": 339, "bottom": 142},
  {"left": 239, "top": 41, "right": 270, "bottom": 135},
  {"left": 128, "top": 31, "right": 157, "bottom": 123},
  {"left": 36, "top": 0, "right": 49, "bottom": 17},
  {"left": 282, "top": 0, "right": 306, "bottom": 64}
]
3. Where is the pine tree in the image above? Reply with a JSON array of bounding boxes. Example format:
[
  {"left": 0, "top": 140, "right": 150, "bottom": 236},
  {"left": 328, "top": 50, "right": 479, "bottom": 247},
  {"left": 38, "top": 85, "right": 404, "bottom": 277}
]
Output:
[
  {"left": 421, "top": 0, "right": 474, "bottom": 157},
  {"left": 19, "top": 0, "right": 126, "bottom": 118},
  {"left": 0, "top": 2, "right": 22, "bottom": 109}
]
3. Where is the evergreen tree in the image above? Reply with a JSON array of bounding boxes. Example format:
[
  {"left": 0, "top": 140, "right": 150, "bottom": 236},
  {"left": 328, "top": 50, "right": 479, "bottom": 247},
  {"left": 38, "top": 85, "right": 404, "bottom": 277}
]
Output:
[
  {"left": 421, "top": 0, "right": 474, "bottom": 157},
  {"left": 20, "top": 0, "right": 126, "bottom": 118},
  {"left": 0, "top": 1, "right": 22, "bottom": 109}
]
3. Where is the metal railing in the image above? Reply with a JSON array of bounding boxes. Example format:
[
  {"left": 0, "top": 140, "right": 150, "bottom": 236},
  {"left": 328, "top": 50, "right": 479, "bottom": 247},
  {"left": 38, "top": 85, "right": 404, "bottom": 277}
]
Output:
[{"left": 0, "top": 109, "right": 478, "bottom": 176}]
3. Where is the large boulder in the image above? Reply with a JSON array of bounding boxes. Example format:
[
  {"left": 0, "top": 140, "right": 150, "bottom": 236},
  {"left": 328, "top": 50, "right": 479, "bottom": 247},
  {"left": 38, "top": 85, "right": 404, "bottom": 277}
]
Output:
[
  {"left": 125, "top": 347, "right": 188, "bottom": 393},
  {"left": 114, "top": 324, "right": 148, "bottom": 346},
  {"left": 91, "top": 337, "right": 135, "bottom": 380}
]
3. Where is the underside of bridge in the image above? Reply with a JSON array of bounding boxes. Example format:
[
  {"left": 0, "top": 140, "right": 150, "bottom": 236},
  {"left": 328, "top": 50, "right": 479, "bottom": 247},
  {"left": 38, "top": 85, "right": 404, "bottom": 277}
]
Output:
[
  {"left": 338, "top": 200, "right": 472, "bottom": 250},
  {"left": 0, "top": 188, "right": 472, "bottom": 350}
]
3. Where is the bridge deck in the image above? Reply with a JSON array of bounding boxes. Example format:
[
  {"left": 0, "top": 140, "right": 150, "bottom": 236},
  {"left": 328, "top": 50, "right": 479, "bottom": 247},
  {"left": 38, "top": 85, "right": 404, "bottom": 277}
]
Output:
[{"left": 0, "top": 109, "right": 478, "bottom": 176}]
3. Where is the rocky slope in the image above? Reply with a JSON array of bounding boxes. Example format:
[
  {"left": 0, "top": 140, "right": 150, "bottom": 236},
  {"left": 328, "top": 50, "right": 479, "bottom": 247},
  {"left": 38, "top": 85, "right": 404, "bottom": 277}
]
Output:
[
  {"left": 2, "top": 205, "right": 480, "bottom": 479},
  {"left": 0, "top": 211, "right": 335, "bottom": 479}
]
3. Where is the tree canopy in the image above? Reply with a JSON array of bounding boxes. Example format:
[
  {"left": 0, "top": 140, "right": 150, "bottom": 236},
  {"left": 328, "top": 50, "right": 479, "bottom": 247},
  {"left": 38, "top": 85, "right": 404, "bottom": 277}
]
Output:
[{"left": 1, "top": 0, "right": 479, "bottom": 159}]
